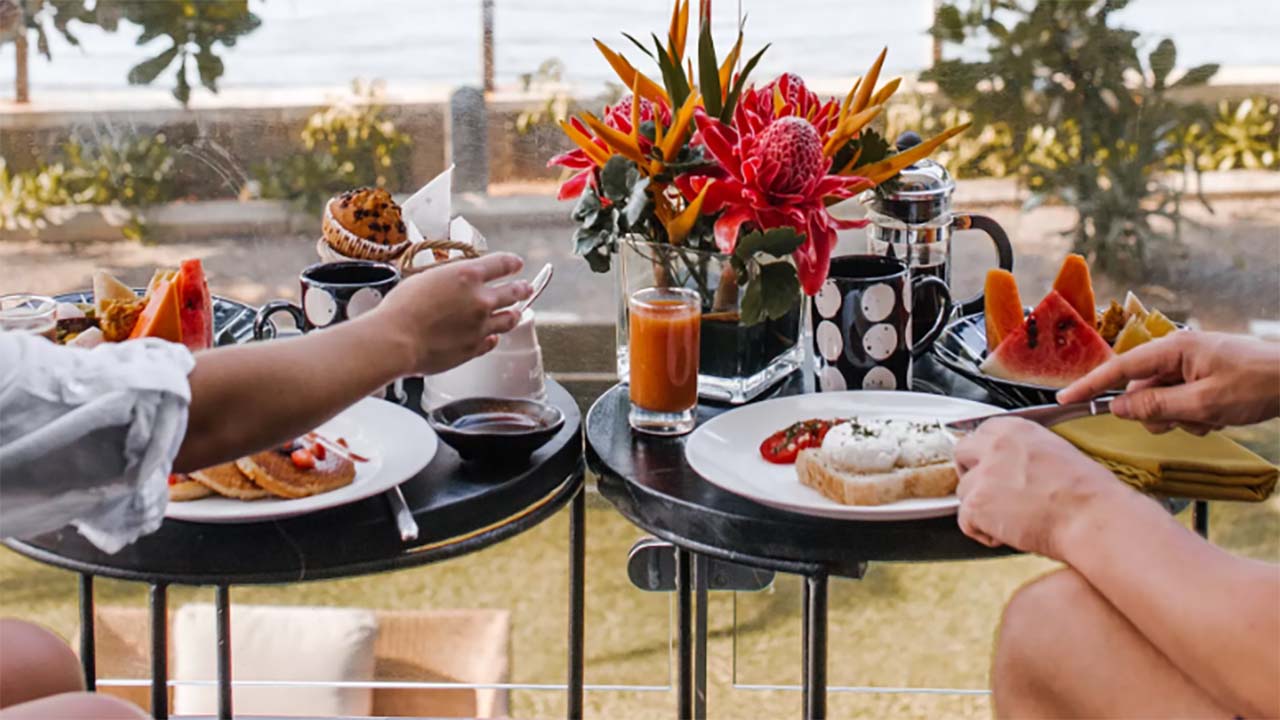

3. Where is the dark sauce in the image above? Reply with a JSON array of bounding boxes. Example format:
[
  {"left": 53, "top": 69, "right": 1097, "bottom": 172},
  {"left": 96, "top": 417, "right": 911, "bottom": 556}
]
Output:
[{"left": 452, "top": 412, "right": 542, "bottom": 434}]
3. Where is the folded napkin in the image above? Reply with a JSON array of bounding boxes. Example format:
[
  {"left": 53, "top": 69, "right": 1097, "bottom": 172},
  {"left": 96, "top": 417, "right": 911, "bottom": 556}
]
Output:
[{"left": 1052, "top": 415, "right": 1278, "bottom": 501}]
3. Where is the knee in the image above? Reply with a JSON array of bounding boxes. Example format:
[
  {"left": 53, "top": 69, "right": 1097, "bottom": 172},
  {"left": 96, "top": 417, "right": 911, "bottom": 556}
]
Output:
[
  {"left": 993, "top": 569, "right": 1093, "bottom": 684},
  {"left": 0, "top": 620, "right": 85, "bottom": 708},
  {"left": 0, "top": 692, "right": 150, "bottom": 720}
]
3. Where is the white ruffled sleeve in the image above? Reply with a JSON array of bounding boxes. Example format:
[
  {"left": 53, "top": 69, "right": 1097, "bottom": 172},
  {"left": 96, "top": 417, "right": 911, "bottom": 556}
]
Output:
[{"left": 0, "top": 332, "right": 195, "bottom": 553}]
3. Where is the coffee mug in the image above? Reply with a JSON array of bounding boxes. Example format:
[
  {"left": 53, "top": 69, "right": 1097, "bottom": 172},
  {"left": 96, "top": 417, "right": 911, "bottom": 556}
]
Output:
[
  {"left": 253, "top": 261, "right": 400, "bottom": 339},
  {"left": 254, "top": 261, "right": 403, "bottom": 401},
  {"left": 811, "top": 255, "right": 952, "bottom": 392}
]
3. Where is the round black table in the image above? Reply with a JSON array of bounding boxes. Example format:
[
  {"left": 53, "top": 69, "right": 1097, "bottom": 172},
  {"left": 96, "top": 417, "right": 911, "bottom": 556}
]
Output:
[
  {"left": 587, "top": 358, "right": 1206, "bottom": 720},
  {"left": 7, "top": 378, "right": 587, "bottom": 720}
]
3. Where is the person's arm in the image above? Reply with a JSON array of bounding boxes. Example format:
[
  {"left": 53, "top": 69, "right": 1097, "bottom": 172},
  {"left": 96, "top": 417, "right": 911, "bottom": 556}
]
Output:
[
  {"left": 1054, "top": 481, "right": 1280, "bottom": 719},
  {"left": 174, "top": 253, "right": 530, "bottom": 471},
  {"left": 954, "top": 419, "right": 1280, "bottom": 719},
  {"left": 1059, "top": 331, "right": 1280, "bottom": 433}
]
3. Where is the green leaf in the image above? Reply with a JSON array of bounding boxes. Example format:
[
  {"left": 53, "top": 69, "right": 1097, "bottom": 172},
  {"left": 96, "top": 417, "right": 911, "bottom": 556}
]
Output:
[
  {"left": 733, "top": 227, "right": 804, "bottom": 261},
  {"left": 1170, "top": 63, "right": 1219, "bottom": 90},
  {"left": 697, "top": 22, "right": 722, "bottom": 118},
  {"left": 195, "top": 45, "right": 225, "bottom": 93},
  {"left": 722, "top": 44, "right": 769, "bottom": 119},
  {"left": 127, "top": 44, "right": 179, "bottom": 85},
  {"left": 759, "top": 262, "right": 801, "bottom": 320},
  {"left": 573, "top": 226, "right": 602, "bottom": 256},
  {"left": 172, "top": 56, "right": 191, "bottom": 106},
  {"left": 600, "top": 155, "right": 634, "bottom": 204},
  {"left": 1149, "top": 39, "right": 1175, "bottom": 89},
  {"left": 621, "top": 32, "right": 656, "bottom": 61},
  {"left": 571, "top": 186, "right": 602, "bottom": 226},
  {"left": 934, "top": 4, "right": 966, "bottom": 43},
  {"left": 652, "top": 33, "right": 691, "bottom": 108},
  {"left": 583, "top": 245, "right": 613, "bottom": 273},
  {"left": 623, "top": 176, "right": 651, "bottom": 228}
]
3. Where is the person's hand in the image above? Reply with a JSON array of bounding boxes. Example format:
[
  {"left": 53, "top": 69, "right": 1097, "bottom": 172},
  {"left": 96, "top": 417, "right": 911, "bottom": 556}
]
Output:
[
  {"left": 365, "top": 253, "right": 532, "bottom": 376},
  {"left": 954, "top": 417, "right": 1119, "bottom": 560},
  {"left": 1058, "top": 331, "right": 1280, "bottom": 434}
]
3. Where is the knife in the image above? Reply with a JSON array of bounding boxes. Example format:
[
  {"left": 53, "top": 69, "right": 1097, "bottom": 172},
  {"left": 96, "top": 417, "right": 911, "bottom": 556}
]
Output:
[{"left": 945, "top": 397, "right": 1112, "bottom": 435}]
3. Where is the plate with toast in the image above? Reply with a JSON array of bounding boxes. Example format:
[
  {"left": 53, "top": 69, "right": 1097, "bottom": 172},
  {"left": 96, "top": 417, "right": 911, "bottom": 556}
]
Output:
[
  {"left": 684, "top": 391, "right": 1001, "bottom": 521},
  {"left": 166, "top": 397, "right": 435, "bottom": 523}
]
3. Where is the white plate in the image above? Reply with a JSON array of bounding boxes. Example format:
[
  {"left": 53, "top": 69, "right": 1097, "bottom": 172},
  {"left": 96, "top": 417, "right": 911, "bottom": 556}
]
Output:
[
  {"left": 167, "top": 398, "right": 436, "bottom": 524},
  {"left": 685, "top": 391, "right": 1002, "bottom": 521}
]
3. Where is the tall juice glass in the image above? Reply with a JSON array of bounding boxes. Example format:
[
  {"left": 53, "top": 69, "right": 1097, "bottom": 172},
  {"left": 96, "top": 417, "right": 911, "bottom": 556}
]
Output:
[{"left": 628, "top": 287, "right": 701, "bottom": 435}]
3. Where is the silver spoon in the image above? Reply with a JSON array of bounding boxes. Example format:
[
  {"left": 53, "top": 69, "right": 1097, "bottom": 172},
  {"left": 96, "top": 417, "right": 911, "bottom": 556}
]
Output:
[{"left": 515, "top": 263, "right": 554, "bottom": 314}]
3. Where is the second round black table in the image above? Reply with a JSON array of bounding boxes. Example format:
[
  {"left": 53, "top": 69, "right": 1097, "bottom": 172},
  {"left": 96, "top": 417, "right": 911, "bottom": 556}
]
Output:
[
  {"left": 588, "top": 358, "right": 1206, "bottom": 720},
  {"left": 6, "top": 378, "right": 586, "bottom": 720}
]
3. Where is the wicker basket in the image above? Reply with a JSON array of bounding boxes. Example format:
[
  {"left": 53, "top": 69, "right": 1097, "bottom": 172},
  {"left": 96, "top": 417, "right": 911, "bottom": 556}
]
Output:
[{"left": 316, "top": 237, "right": 481, "bottom": 277}]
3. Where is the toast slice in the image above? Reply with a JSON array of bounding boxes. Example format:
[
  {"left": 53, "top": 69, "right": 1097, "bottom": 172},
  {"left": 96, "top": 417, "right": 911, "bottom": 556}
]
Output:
[
  {"left": 191, "top": 461, "right": 271, "bottom": 500},
  {"left": 236, "top": 450, "right": 355, "bottom": 499},
  {"left": 796, "top": 449, "right": 958, "bottom": 506}
]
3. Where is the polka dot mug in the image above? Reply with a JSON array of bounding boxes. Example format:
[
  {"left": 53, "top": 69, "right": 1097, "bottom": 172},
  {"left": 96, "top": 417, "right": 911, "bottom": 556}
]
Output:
[
  {"left": 811, "top": 255, "right": 952, "bottom": 393},
  {"left": 253, "top": 260, "right": 400, "bottom": 340}
]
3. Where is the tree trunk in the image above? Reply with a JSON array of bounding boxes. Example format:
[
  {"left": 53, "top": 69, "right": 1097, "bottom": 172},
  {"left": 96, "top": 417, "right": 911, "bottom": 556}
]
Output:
[
  {"left": 15, "top": 30, "right": 29, "bottom": 103},
  {"left": 481, "top": 0, "right": 494, "bottom": 93}
]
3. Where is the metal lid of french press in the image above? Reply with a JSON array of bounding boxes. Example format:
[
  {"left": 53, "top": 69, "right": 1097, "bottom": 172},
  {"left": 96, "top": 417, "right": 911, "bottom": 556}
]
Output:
[{"left": 865, "top": 131, "right": 956, "bottom": 224}]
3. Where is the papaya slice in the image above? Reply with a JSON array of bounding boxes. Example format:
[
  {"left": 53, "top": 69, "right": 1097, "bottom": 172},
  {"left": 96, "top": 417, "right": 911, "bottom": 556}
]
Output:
[
  {"left": 1052, "top": 254, "right": 1097, "bottom": 329},
  {"left": 983, "top": 269, "right": 1024, "bottom": 352},
  {"left": 128, "top": 277, "right": 183, "bottom": 344}
]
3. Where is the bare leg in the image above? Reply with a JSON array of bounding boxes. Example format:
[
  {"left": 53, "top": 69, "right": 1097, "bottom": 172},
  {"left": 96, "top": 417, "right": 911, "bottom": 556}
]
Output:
[
  {"left": 0, "top": 619, "right": 84, "bottom": 709},
  {"left": 0, "top": 692, "right": 149, "bottom": 719},
  {"left": 993, "top": 569, "right": 1234, "bottom": 719}
]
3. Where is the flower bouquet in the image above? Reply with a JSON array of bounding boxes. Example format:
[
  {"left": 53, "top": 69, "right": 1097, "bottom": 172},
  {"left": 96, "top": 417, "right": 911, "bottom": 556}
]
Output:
[{"left": 551, "top": 0, "right": 967, "bottom": 402}]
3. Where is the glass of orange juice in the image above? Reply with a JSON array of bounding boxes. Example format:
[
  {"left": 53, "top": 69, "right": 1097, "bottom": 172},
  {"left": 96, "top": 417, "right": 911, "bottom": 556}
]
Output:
[{"left": 628, "top": 287, "right": 701, "bottom": 435}]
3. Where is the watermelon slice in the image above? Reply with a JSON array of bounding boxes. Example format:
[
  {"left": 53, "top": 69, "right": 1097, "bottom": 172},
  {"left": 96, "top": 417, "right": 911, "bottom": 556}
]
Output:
[
  {"left": 176, "top": 259, "right": 214, "bottom": 351},
  {"left": 981, "top": 291, "right": 1114, "bottom": 389}
]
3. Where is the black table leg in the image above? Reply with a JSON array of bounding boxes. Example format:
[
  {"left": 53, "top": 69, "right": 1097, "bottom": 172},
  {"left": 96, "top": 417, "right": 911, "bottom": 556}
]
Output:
[
  {"left": 215, "top": 585, "right": 232, "bottom": 720},
  {"left": 802, "top": 574, "right": 828, "bottom": 720},
  {"left": 149, "top": 584, "right": 169, "bottom": 719},
  {"left": 567, "top": 484, "right": 586, "bottom": 720},
  {"left": 675, "top": 547, "right": 693, "bottom": 720},
  {"left": 693, "top": 553, "right": 708, "bottom": 720},
  {"left": 78, "top": 573, "right": 95, "bottom": 691},
  {"left": 1194, "top": 500, "right": 1210, "bottom": 539}
]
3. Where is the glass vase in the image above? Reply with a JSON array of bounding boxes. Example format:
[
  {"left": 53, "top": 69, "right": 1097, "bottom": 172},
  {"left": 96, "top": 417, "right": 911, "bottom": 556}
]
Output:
[{"left": 615, "top": 237, "right": 804, "bottom": 404}]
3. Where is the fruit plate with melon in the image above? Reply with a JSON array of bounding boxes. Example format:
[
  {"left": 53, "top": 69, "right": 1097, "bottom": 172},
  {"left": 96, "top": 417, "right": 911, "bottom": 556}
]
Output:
[
  {"left": 51, "top": 260, "right": 257, "bottom": 350},
  {"left": 933, "top": 254, "right": 1182, "bottom": 408}
]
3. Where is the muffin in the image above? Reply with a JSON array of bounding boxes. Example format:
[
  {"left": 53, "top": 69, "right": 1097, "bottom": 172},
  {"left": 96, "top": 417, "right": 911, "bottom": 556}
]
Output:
[{"left": 321, "top": 187, "right": 410, "bottom": 262}]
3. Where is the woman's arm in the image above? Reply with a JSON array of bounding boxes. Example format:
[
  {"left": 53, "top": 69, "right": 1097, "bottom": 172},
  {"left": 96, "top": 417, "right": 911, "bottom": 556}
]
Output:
[
  {"left": 174, "top": 253, "right": 530, "bottom": 471},
  {"left": 1055, "top": 483, "right": 1280, "bottom": 719}
]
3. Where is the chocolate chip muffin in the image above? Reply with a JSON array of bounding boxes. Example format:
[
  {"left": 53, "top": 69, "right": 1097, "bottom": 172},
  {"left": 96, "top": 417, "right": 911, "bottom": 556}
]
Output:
[{"left": 322, "top": 187, "right": 411, "bottom": 262}]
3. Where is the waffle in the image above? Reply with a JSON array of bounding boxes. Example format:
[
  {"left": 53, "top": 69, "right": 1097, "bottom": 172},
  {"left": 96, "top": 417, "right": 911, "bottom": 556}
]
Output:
[
  {"left": 236, "top": 448, "right": 356, "bottom": 499},
  {"left": 191, "top": 461, "right": 271, "bottom": 500},
  {"left": 169, "top": 474, "right": 214, "bottom": 502}
]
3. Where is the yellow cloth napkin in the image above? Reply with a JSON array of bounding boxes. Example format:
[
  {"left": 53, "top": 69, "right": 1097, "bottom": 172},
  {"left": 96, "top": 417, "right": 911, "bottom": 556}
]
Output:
[{"left": 1052, "top": 415, "right": 1279, "bottom": 501}]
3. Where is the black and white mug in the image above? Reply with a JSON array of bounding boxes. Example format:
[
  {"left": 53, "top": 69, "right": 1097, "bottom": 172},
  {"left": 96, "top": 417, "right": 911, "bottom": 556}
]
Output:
[
  {"left": 253, "top": 261, "right": 400, "bottom": 339},
  {"left": 811, "top": 255, "right": 952, "bottom": 392},
  {"left": 254, "top": 261, "right": 404, "bottom": 401}
]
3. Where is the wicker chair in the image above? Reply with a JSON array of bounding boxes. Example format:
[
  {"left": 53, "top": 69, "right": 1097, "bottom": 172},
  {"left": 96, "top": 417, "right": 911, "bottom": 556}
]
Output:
[{"left": 85, "top": 605, "right": 510, "bottom": 718}]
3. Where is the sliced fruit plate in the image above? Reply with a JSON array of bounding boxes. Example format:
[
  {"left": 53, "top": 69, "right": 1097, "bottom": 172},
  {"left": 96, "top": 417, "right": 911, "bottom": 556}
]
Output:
[{"left": 933, "top": 255, "right": 1182, "bottom": 408}]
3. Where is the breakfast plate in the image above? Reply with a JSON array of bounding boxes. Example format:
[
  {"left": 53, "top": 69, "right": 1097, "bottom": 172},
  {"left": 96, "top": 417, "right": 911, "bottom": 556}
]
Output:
[
  {"left": 684, "top": 391, "right": 1001, "bottom": 521},
  {"left": 167, "top": 398, "right": 436, "bottom": 523}
]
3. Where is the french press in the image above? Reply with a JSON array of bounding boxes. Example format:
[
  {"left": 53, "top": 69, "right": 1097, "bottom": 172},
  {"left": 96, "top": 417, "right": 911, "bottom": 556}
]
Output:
[{"left": 862, "top": 131, "right": 1014, "bottom": 345}]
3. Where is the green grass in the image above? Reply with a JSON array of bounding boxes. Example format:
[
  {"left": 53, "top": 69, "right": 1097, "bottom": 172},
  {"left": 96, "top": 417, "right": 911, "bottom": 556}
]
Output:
[{"left": 3, "top": 455, "right": 1277, "bottom": 719}]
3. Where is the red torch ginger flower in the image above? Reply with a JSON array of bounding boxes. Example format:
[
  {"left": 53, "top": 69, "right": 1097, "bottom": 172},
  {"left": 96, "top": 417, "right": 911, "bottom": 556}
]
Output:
[
  {"left": 549, "top": 94, "right": 673, "bottom": 201},
  {"left": 686, "top": 110, "right": 871, "bottom": 295}
]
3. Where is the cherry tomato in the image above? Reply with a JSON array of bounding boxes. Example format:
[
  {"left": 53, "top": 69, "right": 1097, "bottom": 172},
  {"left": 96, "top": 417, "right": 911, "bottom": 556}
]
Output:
[
  {"left": 759, "top": 419, "right": 836, "bottom": 464},
  {"left": 291, "top": 448, "right": 316, "bottom": 470}
]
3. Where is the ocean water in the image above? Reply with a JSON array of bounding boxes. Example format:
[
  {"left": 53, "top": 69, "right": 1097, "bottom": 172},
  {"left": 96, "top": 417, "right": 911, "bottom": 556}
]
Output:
[{"left": 1, "top": 0, "right": 1276, "bottom": 95}]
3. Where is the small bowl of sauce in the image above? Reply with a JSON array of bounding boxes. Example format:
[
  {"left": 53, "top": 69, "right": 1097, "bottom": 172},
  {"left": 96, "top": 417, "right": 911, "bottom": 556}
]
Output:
[{"left": 427, "top": 397, "right": 565, "bottom": 464}]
